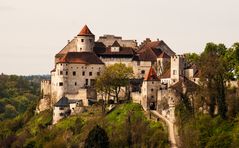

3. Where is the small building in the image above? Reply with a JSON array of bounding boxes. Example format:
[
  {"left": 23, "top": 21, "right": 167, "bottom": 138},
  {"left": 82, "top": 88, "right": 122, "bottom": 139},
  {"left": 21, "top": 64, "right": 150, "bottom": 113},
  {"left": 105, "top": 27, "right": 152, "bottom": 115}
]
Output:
[
  {"left": 53, "top": 96, "right": 71, "bottom": 124},
  {"left": 53, "top": 96, "right": 84, "bottom": 124}
]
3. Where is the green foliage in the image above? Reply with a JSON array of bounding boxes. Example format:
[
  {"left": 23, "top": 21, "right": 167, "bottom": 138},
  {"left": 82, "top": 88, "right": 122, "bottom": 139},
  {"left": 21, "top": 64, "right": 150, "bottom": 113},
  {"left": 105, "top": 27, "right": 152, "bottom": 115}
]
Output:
[
  {"left": 184, "top": 52, "right": 200, "bottom": 64},
  {"left": 0, "top": 74, "right": 43, "bottom": 120},
  {"left": 178, "top": 112, "right": 239, "bottom": 148},
  {"left": 96, "top": 63, "right": 133, "bottom": 103},
  {"left": 1, "top": 101, "right": 167, "bottom": 147},
  {"left": 105, "top": 103, "right": 169, "bottom": 147}
]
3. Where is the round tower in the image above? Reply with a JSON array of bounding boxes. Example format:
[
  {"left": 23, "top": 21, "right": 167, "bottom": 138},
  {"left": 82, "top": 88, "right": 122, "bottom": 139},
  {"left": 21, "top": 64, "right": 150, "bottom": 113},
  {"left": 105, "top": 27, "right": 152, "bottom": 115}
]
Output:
[
  {"left": 52, "top": 63, "right": 68, "bottom": 104},
  {"left": 76, "top": 25, "right": 95, "bottom": 52}
]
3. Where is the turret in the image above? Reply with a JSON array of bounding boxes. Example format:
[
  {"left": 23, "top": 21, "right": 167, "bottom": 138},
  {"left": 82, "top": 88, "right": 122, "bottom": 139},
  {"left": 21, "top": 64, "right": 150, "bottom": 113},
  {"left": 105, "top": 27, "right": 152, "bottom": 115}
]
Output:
[{"left": 76, "top": 25, "right": 95, "bottom": 52}]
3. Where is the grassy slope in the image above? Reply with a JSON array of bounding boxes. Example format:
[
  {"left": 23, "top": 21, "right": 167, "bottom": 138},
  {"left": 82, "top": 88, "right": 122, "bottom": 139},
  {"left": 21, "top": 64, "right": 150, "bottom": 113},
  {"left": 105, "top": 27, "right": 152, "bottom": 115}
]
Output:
[{"left": 2, "top": 103, "right": 169, "bottom": 147}]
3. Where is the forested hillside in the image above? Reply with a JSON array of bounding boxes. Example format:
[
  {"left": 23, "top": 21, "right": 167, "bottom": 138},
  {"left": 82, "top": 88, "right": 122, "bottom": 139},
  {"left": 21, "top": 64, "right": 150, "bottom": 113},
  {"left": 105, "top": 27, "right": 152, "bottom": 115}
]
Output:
[
  {"left": 0, "top": 74, "right": 48, "bottom": 120},
  {"left": 177, "top": 42, "right": 239, "bottom": 147}
]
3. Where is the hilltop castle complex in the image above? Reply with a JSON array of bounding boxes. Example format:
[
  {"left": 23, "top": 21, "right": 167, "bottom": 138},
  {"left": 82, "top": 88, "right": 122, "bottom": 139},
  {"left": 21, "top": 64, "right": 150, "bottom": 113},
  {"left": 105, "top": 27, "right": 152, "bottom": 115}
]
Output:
[{"left": 38, "top": 25, "right": 200, "bottom": 124}]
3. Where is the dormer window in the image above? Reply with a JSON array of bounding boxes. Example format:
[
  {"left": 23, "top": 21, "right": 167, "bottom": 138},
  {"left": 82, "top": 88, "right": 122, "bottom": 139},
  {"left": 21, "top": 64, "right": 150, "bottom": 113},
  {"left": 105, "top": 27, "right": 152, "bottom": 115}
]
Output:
[
  {"left": 111, "top": 47, "right": 120, "bottom": 52},
  {"left": 111, "top": 41, "right": 121, "bottom": 52}
]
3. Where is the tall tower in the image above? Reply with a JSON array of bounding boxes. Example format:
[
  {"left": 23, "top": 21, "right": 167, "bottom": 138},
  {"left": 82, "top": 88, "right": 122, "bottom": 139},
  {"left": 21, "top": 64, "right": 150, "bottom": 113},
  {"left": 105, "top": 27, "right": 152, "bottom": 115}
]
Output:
[
  {"left": 141, "top": 67, "right": 160, "bottom": 110},
  {"left": 76, "top": 25, "right": 95, "bottom": 52},
  {"left": 170, "top": 55, "right": 185, "bottom": 84}
]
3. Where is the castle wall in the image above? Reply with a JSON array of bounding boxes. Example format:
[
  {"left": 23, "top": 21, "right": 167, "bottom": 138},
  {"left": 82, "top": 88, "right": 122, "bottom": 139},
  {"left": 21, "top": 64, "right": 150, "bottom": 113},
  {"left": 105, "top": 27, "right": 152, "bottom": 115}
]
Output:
[
  {"left": 157, "top": 89, "right": 178, "bottom": 122},
  {"left": 132, "top": 61, "right": 152, "bottom": 78},
  {"left": 131, "top": 92, "right": 141, "bottom": 104},
  {"left": 51, "top": 63, "right": 104, "bottom": 105},
  {"left": 41, "top": 80, "right": 51, "bottom": 97},
  {"left": 100, "top": 57, "right": 133, "bottom": 67}
]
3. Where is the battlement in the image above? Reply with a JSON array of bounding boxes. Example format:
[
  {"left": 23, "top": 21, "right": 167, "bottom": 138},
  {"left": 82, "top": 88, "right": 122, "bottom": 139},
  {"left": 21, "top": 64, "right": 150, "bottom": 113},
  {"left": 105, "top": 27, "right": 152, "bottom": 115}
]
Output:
[
  {"left": 41, "top": 80, "right": 51, "bottom": 85},
  {"left": 171, "top": 54, "right": 185, "bottom": 59}
]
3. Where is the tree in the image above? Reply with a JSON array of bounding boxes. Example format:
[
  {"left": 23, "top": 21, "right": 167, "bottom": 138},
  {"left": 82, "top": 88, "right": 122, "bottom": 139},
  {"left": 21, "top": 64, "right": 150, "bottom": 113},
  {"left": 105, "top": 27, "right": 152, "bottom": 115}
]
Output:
[
  {"left": 185, "top": 52, "right": 200, "bottom": 65},
  {"left": 96, "top": 63, "right": 133, "bottom": 104},
  {"left": 198, "top": 43, "right": 228, "bottom": 119},
  {"left": 84, "top": 125, "right": 109, "bottom": 148}
]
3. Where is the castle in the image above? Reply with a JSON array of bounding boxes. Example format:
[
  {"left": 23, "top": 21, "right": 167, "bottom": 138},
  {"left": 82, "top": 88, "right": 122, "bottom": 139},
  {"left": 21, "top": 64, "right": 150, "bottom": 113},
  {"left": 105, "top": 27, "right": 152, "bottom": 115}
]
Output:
[{"left": 38, "top": 25, "right": 200, "bottom": 124}]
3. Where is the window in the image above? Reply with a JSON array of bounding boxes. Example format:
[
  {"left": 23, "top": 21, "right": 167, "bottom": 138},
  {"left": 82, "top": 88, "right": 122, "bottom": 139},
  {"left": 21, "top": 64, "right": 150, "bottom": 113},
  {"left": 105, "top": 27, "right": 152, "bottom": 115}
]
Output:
[
  {"left": 59, "top": 107, "right": 64, "bottom": 110},
  {"left": 60, "top": 71, "right": 63, "bottom": 75},
  {"left": 85, "top": 79, "right": 88, "bottom": 86},
  {"left": 151, "top": 96, "right": 154, "bottom": 99},
  {"left": 81, "top": 39, "right": 84, "bottom": 42},
  {"left": 73, "top": 71, "right": 76, "bottom": 76},
  {"left": 66, "top": 71, "right": 68, "bottom": 75},
  {"left": 82, "top": 71, "right": 85, "bottom": 76},
  {"left": 59, "top": 113, "right": 64, "bottom": 116},
  {"left": 59, "top": 82, "right": 63, "bottom": 86},
  {"left": 151, "top": 89, "right": 154, "bottom": 92},
  {"left": 97, "top": 72, "right": 100, "bottom": 76},
  {"left": 89, "top": 72, "right": 92, "bottom": 76},
  {"left": 75, "top": 82, "right": 77, "bottom": 86},
  {"left": 173, "top": 70, "right": 177, "bottom": 75},
  {"left": 141, "top": 70, "right": 145, "bottom": 74}
]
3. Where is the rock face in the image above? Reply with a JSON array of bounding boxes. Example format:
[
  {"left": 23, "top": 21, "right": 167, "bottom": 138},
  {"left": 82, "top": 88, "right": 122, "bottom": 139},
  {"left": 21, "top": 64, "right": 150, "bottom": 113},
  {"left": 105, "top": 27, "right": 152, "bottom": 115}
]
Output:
[{"left": 37, "top": 96, "right": 51, "bottom": 113}]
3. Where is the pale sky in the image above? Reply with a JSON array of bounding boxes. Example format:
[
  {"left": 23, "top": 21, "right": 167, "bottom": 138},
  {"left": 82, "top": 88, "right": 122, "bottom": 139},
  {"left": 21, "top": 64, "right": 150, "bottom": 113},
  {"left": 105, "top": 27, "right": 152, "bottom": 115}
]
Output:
[{"left": 0, "top": 0, "right": 239, "bottom": 75}]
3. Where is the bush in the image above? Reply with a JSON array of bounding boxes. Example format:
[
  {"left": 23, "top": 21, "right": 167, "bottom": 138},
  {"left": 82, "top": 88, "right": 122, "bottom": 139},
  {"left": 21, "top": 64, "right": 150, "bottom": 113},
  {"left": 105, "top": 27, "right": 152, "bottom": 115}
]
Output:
[{"left": 84, "top": 125, "right": 109, "bottom": 148}]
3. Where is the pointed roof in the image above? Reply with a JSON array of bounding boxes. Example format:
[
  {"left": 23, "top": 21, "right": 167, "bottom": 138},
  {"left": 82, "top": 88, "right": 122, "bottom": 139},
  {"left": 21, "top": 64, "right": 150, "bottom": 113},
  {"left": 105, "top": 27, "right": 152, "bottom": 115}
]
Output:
[
  {"left": 111, "top": 40, "right": 121, "bottom": 47},
  {"left": 144, "top": 67, "right": 159, "bottom": 81},
  {"left": 54, "top": 96, "right": 69, "bottom": 107},
  {"left": 77, "top": 25, "right": 94, "bottom": 36}
]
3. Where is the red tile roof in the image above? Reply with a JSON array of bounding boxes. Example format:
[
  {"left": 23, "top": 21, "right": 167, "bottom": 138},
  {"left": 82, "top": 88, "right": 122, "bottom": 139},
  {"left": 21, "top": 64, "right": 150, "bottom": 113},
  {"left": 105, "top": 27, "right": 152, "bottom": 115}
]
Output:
[
  {"left": 139, "top": 40, "right": 175, "bottom": 57},
  {"left": 170, "top": 77, "right": 198, "bottom": 93},
  {"left": 77, "top": 25, "right": 94, "bottom": 36},
  {"left": 133, "top": 48, "right": 157, "bottom": 61},
  {"left": 144, "top": 67, "right": 159, "bottom": 81},
  {"left": 58, "top": 52, "right": 104, "bottom": 64}
]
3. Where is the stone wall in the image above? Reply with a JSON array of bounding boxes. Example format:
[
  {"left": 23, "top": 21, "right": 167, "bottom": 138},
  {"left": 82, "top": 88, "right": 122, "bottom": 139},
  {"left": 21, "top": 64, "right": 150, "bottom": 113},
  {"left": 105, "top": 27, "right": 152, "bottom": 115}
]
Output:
[{"left": 131, "top": 92, "right": 141, "bottom": 104}]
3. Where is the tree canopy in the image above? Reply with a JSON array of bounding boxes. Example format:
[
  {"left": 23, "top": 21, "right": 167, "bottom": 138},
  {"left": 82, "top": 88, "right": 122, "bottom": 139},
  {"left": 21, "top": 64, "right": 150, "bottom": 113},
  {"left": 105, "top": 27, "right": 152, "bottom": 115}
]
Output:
[{"left": 96, "top": 63, "right": 133, "bottom": 103}]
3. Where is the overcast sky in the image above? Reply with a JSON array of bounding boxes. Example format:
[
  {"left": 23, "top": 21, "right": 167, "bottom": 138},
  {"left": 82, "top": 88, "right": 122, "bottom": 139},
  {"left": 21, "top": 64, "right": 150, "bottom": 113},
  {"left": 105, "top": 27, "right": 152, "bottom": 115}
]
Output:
[{"left": 0, "top": 0, "right": 239, "bottom": 75}]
